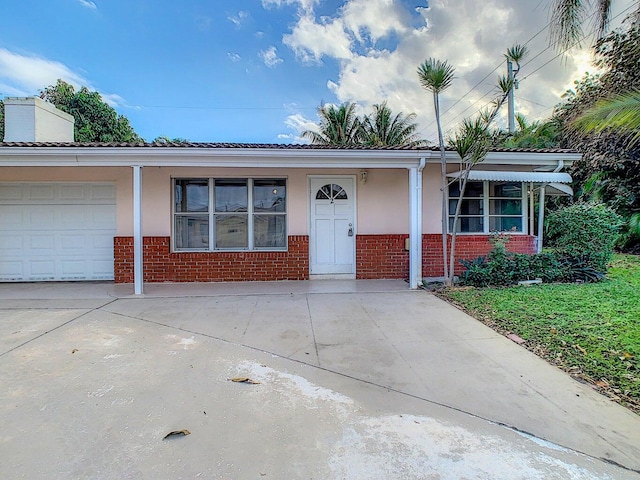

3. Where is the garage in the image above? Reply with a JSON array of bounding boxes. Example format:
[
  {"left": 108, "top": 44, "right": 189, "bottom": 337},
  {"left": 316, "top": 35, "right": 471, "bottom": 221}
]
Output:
[{"left": 0, "top": 183, "right": 116, "bottom": 281}]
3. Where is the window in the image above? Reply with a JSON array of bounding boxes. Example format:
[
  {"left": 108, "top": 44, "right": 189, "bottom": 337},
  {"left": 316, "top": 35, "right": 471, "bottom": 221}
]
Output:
[
  {"left": 449, "top": 181, "right": 526, "bottom": 233},
  {"left": 173, "top": 178, "right": 286, "bottom": 251}
]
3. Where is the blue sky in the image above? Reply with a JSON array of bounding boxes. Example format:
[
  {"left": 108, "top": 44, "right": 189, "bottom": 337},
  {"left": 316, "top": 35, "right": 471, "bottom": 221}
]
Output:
[{"left": 0, "top": 0, "right": 636, "bottom": 143}]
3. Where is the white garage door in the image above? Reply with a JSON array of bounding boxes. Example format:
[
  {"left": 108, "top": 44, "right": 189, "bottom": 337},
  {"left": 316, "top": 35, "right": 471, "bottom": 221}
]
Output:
[{"left": 0, "top": 183, "right": 116, "bottom": 281}]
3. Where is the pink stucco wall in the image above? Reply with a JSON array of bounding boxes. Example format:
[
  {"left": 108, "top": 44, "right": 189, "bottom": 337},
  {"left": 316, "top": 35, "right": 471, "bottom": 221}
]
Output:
[{"left": 1, "top": 164, "right": 533, "bottom": 238}]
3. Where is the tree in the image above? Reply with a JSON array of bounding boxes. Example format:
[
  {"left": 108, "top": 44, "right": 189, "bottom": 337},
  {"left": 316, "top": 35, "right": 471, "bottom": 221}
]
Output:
[
  {"left": 419, "top": 46, "right": 527, "bottom": 286},
  {"left": 417, "top": 58, "right": 456, "bottom": 282},
  {"left": 554, "top": 23, "right": 640, "bottom": 249},
  {"left": 549, "top": 0, "right": 640, "bottom": 51},
  {"left": 493, "top": 114, "right": 560, "bottom": 148},
  {"left": 40, "top": 79, "right": 142, "bottom": 142},
  {"left": 302, "top": 102, "right": 362, "bottom": 146},
  {"left": 572, "top": 90, "right": 640, "bottom": 146},
  {"left": 360, "top": 101, "right": 427, "bottom": 147}
]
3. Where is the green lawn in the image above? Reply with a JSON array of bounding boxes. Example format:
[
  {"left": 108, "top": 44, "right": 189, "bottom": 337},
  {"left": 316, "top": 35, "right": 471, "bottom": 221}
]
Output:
[{"left": 440, "top": 254, "right": 640, "bottom": 413}]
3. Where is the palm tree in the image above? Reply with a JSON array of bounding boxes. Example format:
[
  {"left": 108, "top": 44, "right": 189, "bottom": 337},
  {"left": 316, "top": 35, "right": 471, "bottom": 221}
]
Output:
[
  {"left": 549, "top": 0, "right": 640, "bottom": 51},
  {"left": 572, "top": 90, "right": 640, "bottom": 146},
  {"left": 417, "top": 58, "right": 456, "bottom": 282},
  {"left": 361, "top": 101, "right": 427, "bottom": 147},
  {"left": 495, "top": 114, "right": 560, "bottom": 148},
  {"left": 302, "top": 102, "right": 362, "bottom": 146}
]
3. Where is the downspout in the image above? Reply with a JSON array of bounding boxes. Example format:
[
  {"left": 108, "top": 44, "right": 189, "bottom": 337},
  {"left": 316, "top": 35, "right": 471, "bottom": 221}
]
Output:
[
  {"left": 409, "top": 157, "right": 427, "bottom": 289},
  {"left": 133, "top": 165, "right": 143, "bottom": 295},
  {"left": 537, "top": 160, "right": 565, "bottom": 253},
  {"left": 416, "top": 157, "right": 426, "bottom": 287}
]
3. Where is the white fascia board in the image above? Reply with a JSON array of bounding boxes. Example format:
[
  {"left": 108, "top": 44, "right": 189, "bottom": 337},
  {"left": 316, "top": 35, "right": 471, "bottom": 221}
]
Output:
[
  {"left": 0, "top": 146, "right": 431, "bottom": 169},
  {"left": 0, "top": 146, "right": 580, "bottom": 168}
]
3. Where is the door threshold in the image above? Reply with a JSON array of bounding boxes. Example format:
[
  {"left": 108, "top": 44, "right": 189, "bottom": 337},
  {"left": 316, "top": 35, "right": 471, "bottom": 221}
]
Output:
[{"left": 309, "top": 274, "right": 356, "bottom": 280}]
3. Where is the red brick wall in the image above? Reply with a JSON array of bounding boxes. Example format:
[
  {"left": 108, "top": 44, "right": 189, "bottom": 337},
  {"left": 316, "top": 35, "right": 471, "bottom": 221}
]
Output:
[
  {"left": 423, "top": 234, "right": 536, "bottom": 277},
  {"left": 114, "top": 236, "right": 309, "bottom": 283},
  {"left": 356, "top": 234, "right": 410, "bottom": 279},
  {"left": 114, "top": 233, "right": 536, "bottom": 283}
]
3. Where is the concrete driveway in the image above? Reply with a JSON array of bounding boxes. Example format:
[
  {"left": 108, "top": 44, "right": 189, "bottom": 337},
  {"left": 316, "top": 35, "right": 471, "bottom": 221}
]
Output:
[{"left": 1, "top": 280, "right": 639, "bottom": 479}]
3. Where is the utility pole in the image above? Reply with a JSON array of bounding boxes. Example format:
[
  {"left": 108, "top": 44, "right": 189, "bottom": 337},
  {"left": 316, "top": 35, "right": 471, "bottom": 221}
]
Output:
[{"left": 507, "top": 59, "right": 515, "bottom": 133}]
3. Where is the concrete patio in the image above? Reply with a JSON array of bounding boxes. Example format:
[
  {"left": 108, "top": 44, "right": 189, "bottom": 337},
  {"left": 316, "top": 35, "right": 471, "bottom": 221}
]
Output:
[{"left": 1, "top": 280, "right": 639, "bottom": 479}]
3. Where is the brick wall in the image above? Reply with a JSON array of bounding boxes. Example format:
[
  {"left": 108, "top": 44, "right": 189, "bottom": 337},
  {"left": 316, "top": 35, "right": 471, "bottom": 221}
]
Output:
[
  {"left": 423, "top": 234, "right": 536, "bottom": 277},
  {"left": 114, "top": 233, "right": 536, "bottom": 283},
  {"left": 356, "top": 234, "right": 410, "bottom": 279},
  {"left": 114, "top": 236, "right": 309, "bottom": 283}
]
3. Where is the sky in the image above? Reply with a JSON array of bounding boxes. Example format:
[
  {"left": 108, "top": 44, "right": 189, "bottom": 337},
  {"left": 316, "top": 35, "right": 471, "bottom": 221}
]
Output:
[{"left": 0, "top": 0, "right": 636, "bottom": 144}]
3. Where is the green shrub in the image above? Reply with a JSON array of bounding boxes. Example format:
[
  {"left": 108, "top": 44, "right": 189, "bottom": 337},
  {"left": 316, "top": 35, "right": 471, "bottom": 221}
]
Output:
[
  {"left": 546, "top": 203, "right": 622, "bottom": 272},
  {"left": 460, "top": 234, "right": 586, "bottom": 287}
]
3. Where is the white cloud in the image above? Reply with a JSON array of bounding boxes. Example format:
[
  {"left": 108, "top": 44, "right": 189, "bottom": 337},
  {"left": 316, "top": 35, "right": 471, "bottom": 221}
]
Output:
[
  {"left": 228, "top": 10, "right": 249, "bottom": 27},
  {"left": 76, "top": 0, "right": 97, "bottom": 10},
  {"left": 273, "top": 0, "right": 634, "bottom": 143},
  {"left": 261, "top": 0, "right": 319, "bottom": 15},
  {"left": 259, "top": 46, "right": 284, "bottom": 68},
  {"left": 0, "top": 48, "right": 126, "bottom": 108},
  {"left": 227, "top": 52, "right": 242, "bottom": 62},
  {"left": 283, "top": 112, "right": 318, "bottom": 142}
]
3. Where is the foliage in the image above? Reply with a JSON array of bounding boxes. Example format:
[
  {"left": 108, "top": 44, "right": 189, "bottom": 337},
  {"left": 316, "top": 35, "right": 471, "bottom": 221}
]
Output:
[
  {"left": 302, "top": 102, "right": 363, "bottom": 146},
  {"left": 433, "top": 44, "right": 528, "bottom": 286},
  {"left": 460, "top": 234, "right": 570, "bottom": 288},
  {"left": 573, "top": 90, "right": 640, "bottom": 147},
  {"left": 417, "top": 58, "right": 456, "bottom": 281},
  {"left": 360, "top": 101, "right": 427, "bottom": 147},
  {"left": 554, "top": 23, "right": 640, "bottom": 250},
  {"left": 152, "top": 136, "right": 190, "bottom": 144},
  {"left": 40, "top": 79, "right": 142, "bottom": 143},
  {"left": 443, "top": 254, "right": 640, "bottom": 413},
  {"left": 302, "top": 101, "right": 426, "bottom": 148},
  {"left": 493, "top": 114, "right": 561, "bottom": 148},
  {"left": 546, "top": 202, "right": 622, "bottom": 271},
  {"left": 548, "top": 0, "right": 640, "bottom": 51}
]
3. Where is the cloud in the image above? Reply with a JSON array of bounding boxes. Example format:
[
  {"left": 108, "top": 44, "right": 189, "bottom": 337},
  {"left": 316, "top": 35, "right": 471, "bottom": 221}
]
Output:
[
  {"left": 261, "top": 0, "right": 319, "bottom": 15},
  {"left": 76, "top": 0, "right": 97, "bottom": 10},
  {"left": 259, "top": 46, "right": 284, "bottom": 68},
  {"left": 283, "top": 112, "right": 318, "bottom": 142},
  {"left": 273, "top": 0, "right": 628, "bottom": 142},
  {"left": 227, "top": 52, "right": 242, "bottom": 62},
  {"left": 0, "top": 48, "right": 127, "bottom": 108},
  {"left": 228, "top": 10, "right": 249, "bottom": 28}
]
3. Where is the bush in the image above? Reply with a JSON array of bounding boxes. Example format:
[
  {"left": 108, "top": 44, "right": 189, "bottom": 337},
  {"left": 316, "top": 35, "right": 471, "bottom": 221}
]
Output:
[
  {"left": 459, "top": 233, "right": 604, "bottom": 287},
  {"left": 546, "top": 203, "right": 622, "bottom": 272}
]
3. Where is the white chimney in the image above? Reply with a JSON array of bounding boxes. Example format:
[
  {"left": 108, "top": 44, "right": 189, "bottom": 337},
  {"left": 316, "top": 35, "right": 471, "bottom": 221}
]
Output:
[{"left": 4, "top": 97, "right": 75, "bottom": 142}]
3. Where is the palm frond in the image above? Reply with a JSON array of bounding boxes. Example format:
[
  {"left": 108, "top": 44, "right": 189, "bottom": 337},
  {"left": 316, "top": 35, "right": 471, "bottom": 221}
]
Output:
[{"left": 572, "top": 90, "right": 640, "bottom": 146}]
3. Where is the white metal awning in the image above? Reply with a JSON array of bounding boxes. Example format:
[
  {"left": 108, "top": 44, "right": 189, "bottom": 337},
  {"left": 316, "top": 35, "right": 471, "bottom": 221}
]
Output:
[{"left": 446, "top": 170, "right": 573, "bottom": 196}]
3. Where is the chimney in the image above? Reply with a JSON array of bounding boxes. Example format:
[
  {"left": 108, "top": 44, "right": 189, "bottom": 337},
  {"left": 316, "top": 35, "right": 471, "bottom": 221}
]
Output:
[{"left": 4, "top": 97, "right": 75, "bottom": 142}]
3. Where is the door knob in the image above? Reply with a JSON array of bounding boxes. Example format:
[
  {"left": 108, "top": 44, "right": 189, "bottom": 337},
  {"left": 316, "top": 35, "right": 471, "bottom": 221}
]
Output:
[{"left": 348, "top": 223, "right": 353, "bottom": 236}]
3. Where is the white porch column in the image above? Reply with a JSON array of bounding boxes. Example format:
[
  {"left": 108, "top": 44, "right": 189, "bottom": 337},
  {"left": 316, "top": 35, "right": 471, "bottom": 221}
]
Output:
[
  {"left": 537, "top": 186, "right": 546, "bottom": 253},
  {"left": 409, "top": 166, "right": 419, "bottom": 289},
  {"left": 133, "top": 165, "right": 143, "bottom": 295}
]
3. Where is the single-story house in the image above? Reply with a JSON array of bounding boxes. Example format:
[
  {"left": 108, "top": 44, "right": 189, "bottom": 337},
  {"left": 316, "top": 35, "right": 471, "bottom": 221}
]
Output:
[{"left": 0, "top": 97, "right": 579, "bottom": 293}]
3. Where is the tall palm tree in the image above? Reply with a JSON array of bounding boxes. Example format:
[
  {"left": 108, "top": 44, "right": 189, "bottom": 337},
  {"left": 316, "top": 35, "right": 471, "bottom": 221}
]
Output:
[
  {"left": 361, "top": 101, "right": 427, "bottom": 147},
  {"left": 417, "top": 58, "right": 456, "bottom": 281},
  {"left": 549, "top": 0, "right": 640, "bottom": 51},
  {"left": 302, "top": 102, "right": 362, "bottom": 146}
]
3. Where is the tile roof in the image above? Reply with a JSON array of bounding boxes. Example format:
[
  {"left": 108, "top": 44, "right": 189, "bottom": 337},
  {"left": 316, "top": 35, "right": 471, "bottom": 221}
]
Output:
[{"left": 0, "top": 141, "right": 579, "bottom": 154}]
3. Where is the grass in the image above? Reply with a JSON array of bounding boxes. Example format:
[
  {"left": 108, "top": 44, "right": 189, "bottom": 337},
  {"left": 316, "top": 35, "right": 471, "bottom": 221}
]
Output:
[{"left": 440, "top": 254, "right": 640, "bottom": 413}]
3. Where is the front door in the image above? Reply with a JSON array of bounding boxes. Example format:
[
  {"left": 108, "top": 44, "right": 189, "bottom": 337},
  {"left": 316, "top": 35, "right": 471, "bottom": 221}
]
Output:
[{"left": 309, "top": 176, "right": 355, "bottom": 275}]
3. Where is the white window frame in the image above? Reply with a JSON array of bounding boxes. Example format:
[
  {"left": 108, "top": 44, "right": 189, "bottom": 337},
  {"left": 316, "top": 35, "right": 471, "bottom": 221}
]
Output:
[
  {"left": 448, "top": 180, "right": 528, "bottom": 234},
  {"left": 172, "top": 177, "right": 287, "bottom": 252}
]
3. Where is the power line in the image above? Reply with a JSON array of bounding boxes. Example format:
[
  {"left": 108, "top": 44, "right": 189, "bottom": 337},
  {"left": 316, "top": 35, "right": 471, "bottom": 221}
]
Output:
[{"left": 420, "top": 2, "right": 636, "bottom": 140}]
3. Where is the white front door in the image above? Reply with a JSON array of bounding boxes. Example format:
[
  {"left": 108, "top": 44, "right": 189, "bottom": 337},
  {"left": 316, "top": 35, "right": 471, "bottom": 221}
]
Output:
[{"left": 309, "top": 177, "right": 356, "bottom": 275}]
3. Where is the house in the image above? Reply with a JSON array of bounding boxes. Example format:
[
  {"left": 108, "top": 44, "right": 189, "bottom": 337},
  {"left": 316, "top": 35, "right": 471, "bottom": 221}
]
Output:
[{"left": 0, "top": 97, "right": 579, "bottom": 293}]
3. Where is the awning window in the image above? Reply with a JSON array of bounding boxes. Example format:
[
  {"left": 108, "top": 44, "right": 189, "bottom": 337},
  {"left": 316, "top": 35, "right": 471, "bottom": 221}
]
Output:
[{"left": 446, "top": 170, "right": 573, "bottom": 196}]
